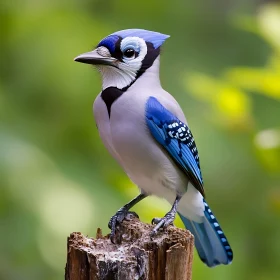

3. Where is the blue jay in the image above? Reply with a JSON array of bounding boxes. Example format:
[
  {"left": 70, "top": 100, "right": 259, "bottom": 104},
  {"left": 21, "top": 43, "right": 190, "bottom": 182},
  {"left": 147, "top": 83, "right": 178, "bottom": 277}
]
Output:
[{"left": 74, "top": 29, "right": 233, "bottom": 267}]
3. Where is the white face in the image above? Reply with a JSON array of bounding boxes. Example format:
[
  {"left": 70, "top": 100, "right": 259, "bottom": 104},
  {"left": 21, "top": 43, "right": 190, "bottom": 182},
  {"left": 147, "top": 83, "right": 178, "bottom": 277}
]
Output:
[
  {"left": 75, "top": 29, "right": 169, "bottom": 90},
  {"left": 97, "top": 36, "right": 148, "bottom": 90}
]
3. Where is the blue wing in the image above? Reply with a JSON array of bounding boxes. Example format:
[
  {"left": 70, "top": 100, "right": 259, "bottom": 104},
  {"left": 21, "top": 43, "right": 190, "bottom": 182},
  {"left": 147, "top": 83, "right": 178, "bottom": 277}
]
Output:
[
  {"left": 146, "top": 97, "right": 233, "bottom": 266},
  {"left": 145, "top": 96, "right": 204, "bottom": 196}
]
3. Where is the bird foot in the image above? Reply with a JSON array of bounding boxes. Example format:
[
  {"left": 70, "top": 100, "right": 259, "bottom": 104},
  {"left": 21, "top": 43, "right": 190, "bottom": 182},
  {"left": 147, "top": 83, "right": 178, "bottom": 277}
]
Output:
[
  {"left": 108, "top": 210, "right": 139, "bottom": 243},
  {"left": 151, "top": 212, "right": 176, "bottom": 236}
]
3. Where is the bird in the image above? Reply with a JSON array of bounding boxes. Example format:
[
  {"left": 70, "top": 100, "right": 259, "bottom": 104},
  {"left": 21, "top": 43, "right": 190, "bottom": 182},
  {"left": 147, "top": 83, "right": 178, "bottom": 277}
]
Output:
[{"left": 74, "top": 29, "right": 233, "bottom": 267}]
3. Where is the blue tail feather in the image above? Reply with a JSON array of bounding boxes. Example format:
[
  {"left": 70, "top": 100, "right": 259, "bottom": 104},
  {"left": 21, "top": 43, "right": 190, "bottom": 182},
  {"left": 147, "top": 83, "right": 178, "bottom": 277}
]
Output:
[{"left": 179, "top": 199, "right": 233, "bottom": 267}]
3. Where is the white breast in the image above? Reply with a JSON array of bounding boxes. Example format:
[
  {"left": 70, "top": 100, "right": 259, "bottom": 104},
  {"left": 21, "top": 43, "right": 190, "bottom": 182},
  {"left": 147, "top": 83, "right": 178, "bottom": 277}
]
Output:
[
  {"left": 93, "top": 58, "right": 204, "bottom": 221},
  {"left": 93, "top": 93, "right": 124, "bottom": 167}
]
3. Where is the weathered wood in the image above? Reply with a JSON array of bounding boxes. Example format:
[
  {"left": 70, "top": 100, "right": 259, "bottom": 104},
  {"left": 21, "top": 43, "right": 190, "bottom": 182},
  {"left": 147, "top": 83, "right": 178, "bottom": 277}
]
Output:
[{"left": 65, "top": 215, "right": 194, "bottom": 280}]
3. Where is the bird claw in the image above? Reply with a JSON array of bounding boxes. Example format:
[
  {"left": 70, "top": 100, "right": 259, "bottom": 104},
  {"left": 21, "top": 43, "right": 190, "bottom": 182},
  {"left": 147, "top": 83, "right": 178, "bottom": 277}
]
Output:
[
  {"left": 151, "top": 217, "right": 163, "bottom": 225},
  {"left": 150, "top": 213, "right": 175, "bottom": 236},
  {"left": 108, "top": 210, "right": 139, "bottom": 243}
]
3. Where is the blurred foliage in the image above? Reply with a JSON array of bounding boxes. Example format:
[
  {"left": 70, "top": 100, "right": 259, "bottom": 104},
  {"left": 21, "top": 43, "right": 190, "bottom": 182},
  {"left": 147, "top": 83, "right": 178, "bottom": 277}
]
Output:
[{"left": 1, "top": 0, "right": 280, "bottom": 279}]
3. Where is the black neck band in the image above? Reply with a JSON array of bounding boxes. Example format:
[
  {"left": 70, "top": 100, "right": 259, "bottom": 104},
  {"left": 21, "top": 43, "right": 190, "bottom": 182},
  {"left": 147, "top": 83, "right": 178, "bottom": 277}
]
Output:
[{"left": 101, "top": 42, "right": 160, "bottom": 118}]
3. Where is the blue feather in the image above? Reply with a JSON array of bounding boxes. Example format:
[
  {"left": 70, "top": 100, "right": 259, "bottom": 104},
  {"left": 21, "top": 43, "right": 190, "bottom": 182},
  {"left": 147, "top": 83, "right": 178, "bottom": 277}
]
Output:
[
  {"left": 145, "top": 96, "right": 233, "bottom": 266},
  {"left": 97, "top": 29, "right": 169, "bottom": 55},
  {"left": 97, "top": 35, "right": 119, "bottom": 53},
  {"left": 179, "top": 199, "right": 233, "bottom": 267},
  {"left": 112, "top": 29, "right": 170, "bottom": 48},
  {"left": 145, "top": 96, "right": 204, "bottom": 195}
]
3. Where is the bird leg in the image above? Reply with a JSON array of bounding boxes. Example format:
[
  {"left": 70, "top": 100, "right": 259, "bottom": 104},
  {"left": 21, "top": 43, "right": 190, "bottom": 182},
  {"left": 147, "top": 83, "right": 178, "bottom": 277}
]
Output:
[
  {"left": 108, "top": 192, "right": 147, "bottom": 242},
  {"left": 151, "top": 194, "right": 182, "bottom": 236}
]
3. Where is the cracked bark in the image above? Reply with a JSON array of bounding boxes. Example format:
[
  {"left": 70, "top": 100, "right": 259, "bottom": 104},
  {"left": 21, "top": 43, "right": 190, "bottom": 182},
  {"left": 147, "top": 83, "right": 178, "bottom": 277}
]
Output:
[{"left": 65, "top": 215, "right": 194, "bottom": 280}]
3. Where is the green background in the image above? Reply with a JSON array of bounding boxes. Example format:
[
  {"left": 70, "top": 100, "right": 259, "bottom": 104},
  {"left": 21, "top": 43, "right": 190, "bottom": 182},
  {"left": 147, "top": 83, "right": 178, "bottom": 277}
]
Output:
[{"left": 1, "top": 0, "right": 280, "bottom": 279}]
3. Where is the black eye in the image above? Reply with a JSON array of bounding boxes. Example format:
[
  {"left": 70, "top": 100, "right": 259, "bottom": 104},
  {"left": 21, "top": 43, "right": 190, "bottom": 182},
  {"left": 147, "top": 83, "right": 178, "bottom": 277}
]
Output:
[{"left": 123, "top": 48, "right": 135, "bottom": 58}]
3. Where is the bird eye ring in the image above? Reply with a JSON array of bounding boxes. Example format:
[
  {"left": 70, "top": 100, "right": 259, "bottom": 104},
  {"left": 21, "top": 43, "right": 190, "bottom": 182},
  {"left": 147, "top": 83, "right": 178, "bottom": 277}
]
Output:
[{"left": 123, "top": 48, "right": 135, "bottom": 59}]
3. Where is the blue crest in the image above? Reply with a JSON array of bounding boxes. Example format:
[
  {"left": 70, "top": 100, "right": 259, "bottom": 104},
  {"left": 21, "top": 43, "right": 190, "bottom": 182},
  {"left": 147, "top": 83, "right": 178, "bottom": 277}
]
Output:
[
  {"left": 113, "top": 29, "right": 170, "bottom": 49},
  {"left": 98, "top": 29, "right": 169, "bottom": 51}
]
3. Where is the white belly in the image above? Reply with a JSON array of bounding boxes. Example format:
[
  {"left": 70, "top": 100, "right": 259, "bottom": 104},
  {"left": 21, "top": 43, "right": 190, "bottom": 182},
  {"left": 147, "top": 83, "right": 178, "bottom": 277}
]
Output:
[
  {"left": 93, "top": 89, "right": 204, "bottom": 221},
  {"left": 109, "top": 90, "right": 188, "bottom": 196}
]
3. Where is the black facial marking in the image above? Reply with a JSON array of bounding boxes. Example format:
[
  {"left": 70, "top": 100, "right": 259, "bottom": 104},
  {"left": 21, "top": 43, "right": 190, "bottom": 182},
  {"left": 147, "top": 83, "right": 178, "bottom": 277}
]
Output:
[
  {"left": 103, "top": 37, "right": 159, "bottom": 71},
  {"left": 121, "top": 43, "right": 160, "bottom": 92},
  {"left": 101, "top": 87, "right": 124, "bottom": 117},
  {"left": 137, "top": 42, "right": 160, "bottom": 78},
  {"left": 100, "top": 39, "right": 161, "bottom": 100},
  {"left": 109, "top": 37, "right": 123, "bottom": 61}
]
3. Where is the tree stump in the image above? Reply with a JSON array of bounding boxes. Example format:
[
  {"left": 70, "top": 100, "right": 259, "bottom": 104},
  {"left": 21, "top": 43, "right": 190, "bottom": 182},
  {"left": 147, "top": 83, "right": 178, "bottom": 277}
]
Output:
[{"left": 65, "top": 215, "right": 194, "bottom": 280}]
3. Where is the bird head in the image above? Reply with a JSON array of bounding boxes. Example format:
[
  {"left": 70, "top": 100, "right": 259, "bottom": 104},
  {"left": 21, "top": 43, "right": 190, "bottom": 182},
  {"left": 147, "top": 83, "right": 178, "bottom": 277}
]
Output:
[{"left": 74, "top": 29, "right": 170, "bottom": 90}]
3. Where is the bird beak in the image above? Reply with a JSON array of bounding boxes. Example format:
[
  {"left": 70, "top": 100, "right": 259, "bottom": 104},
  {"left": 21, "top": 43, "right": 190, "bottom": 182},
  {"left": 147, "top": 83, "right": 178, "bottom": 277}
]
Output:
[{"left": 74, "top": 49, "right": 117, "bottom": 66}]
